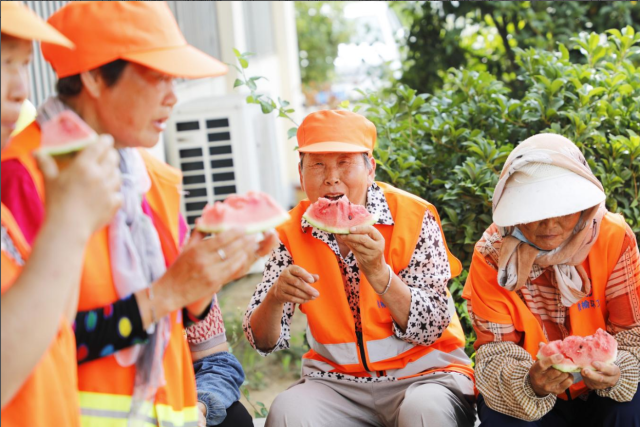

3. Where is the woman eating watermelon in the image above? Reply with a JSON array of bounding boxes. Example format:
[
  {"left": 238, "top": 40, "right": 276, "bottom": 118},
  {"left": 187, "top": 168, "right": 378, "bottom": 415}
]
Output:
[
  {"left": 463, "top": 133, "right": 640, "bottom": 426},
  {"left": 1, "top": 2, "right": 122, "bottom": 425},
  {"left": 245, "top": 110, "right": 476, "bottom": 427},
  {"left": 1, "top": 2, "right": 277, "bottom": 426}
]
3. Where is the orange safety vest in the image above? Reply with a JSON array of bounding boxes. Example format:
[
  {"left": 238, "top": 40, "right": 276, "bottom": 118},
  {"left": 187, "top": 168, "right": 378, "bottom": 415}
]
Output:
[
  {"left": 463, "top": 212, "right": 628, "bottom": 400},
  {"left": 4, "top": 125, "right": 198, "bottom": 426},
  {"left": 1, "top": 204, "right": 80, "bottom": 426},
  {"left": 278, "top": 182, "right": 474, "bottom": 380}
]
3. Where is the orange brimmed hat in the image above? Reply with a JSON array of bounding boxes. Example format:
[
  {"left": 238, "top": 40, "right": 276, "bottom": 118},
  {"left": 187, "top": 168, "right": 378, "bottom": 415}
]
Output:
[
  {"left": 41, "top": 1, "right": 228, "bottom": 79},
  {"left": 297, "top": 110, "right": 377, "bottom": 153},
  {"left": 1, "top": 1, "right": 73, "bottom": 48}
]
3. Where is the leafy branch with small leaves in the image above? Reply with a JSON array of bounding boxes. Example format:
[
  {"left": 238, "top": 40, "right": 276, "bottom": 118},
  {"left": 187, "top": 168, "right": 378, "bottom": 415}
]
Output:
[{"left": 231, "top": 49, "right": 299, "bottom": 141}]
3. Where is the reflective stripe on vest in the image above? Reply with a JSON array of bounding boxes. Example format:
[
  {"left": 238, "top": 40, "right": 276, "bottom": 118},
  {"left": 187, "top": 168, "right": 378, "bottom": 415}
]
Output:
[{"left": 79, "top": 392, "right": 199, "bottom": 427}]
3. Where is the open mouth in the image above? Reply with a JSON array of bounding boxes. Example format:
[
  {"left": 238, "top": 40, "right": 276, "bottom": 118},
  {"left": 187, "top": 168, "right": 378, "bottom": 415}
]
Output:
[{"left": 324, "top": 193, "right": 344, "bottom": 201}]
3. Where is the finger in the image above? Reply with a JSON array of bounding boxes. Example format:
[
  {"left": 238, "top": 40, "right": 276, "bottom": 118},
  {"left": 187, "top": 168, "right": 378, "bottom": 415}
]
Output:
[
  {"left": 342, "top": 234, "right": 376, "bottom": 249},
  {"left": 186, "top": 229, "right": 206, "bottom": 248},
  {"left": 557, "top": 377, "right": 574, "bottom": 393},
  {"left": 542, "top": 367, "right": 565, "bottom": 382},
  {"left": 287, "top": 265, "right": 317, "bottom": 284},
  {"left": 35, "top": 152, "right": 59, "bottom": 180},
  {"left": 538, "top": 353, "right": 563, "bottom": 371},
  {"left": 257, "top": 232, "right": 279, "bottom": 257},
  {"left": 280, "top": 292, "right": 311, "bottom": 305},
  {"left": 290, "top": 276, "right": 319, "bottom": 298},
  {"left": 200, "top": 228, "right": 246, "bottom": 251},
  {"left": 591, "top": 361, "right": 617, "bottom": 376},
  {"left": 283, "top": 281, "right": 317, "bottom": 301},
  {"left": 348, "top": 225, "right": 381, "bottom": 240},
  {"left": 220, "top": 251, "right": 250, "bottom": 284},
  {"left": 77, "top": 134, "right": 112, "bottom": 163},
  {"left": 546, "top": 371, "right": 572, "bottom": 386}
]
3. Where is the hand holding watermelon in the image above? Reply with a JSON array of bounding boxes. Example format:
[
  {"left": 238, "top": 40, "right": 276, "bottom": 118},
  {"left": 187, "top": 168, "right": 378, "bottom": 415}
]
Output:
[
  {"left": 529, "top": 346, "right": 575, "bottom": 397},
  {"left": 581, "top": 360, "right": 621, "bottom": 391},
  {"left": 336, "top": 225, "right": 389, "bottom": 293}
]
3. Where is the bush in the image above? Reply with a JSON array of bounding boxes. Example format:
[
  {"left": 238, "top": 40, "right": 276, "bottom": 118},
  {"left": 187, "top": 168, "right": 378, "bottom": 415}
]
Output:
[{"left": 359, "top": 27, "right": 640, "bottom": 351}]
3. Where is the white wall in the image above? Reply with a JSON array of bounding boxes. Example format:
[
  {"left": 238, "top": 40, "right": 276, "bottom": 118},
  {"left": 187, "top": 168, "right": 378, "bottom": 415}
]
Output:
[{"left": 168, "top": 1, "right": 303, "bottom": 205}]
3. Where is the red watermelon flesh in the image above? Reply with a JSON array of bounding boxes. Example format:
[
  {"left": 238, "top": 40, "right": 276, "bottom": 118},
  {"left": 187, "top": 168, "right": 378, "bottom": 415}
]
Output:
[
  {"left": 195, "top": 191, "right": 290, "bottom": 234},
  {"left": 302, "top": 196, "right": 377, "bottom": 234},
  {"left": 39, "top": 110, "right": 97, "bottom": 156},
  {"left": 536, "top": 329, "right": 617, "bottom": 373}
]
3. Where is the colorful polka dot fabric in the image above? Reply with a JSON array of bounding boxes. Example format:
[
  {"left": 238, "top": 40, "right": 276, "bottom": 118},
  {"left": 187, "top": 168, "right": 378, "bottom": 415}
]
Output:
[{"left": 74, "top": 295, "right": 148, "bottom": 364}]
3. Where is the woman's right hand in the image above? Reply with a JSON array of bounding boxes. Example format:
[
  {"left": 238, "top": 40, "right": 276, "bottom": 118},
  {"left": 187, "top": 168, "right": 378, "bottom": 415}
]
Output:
[
  {"left": 36, "top": 135, "right": 122, "bottom": 238},
  {"left": 153, "top": 229, "right": 258, "bottom": 313},
  {"left": 529, "top": 343, "right": 574, "bottom": 397}
]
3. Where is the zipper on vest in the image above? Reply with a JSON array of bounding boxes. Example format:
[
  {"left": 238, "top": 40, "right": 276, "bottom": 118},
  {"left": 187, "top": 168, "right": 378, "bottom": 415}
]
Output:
[{"left": 355, "top": 330, "right": 371, "bottom": 372}]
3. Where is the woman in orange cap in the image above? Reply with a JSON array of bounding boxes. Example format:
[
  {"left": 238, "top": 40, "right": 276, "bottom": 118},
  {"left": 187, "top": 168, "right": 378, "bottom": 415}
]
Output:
[
  {"left": 1, "top": 2, "right": 122, "bottom": 426},
  {"left": 1, "top": 2, "right": 275, "bottom": 426}
]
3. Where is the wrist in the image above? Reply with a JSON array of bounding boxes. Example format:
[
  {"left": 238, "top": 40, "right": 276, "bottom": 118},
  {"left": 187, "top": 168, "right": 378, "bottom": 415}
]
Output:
[
  {"left": 148, "top": 276, "right": 178, "bottom": 320},
  {"left": 368, "top": 263, "right": 391, "bottom": 293},
  {"left": 42, "top": 211, "right": 92, "bottom": 244}
]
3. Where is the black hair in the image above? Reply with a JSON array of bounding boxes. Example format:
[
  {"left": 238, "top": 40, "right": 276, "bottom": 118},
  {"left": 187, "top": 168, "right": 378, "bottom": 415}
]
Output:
[{"left": 56, "top": 59, "right": 129, "bottom": 98}]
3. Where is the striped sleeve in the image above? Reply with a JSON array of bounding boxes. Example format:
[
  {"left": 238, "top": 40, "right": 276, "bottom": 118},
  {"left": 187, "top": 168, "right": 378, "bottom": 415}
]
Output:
[
  {"left": 475, "top": 341, "right": 556, "bottom": 421},
  {"left": 600, "top": 227, "right": 640, "bottom": 401}
]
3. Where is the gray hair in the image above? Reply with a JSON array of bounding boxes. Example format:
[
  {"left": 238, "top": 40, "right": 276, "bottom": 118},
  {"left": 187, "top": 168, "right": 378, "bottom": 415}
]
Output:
[{"left": 299, "top": 152, "right": 372, "bottom": 171}]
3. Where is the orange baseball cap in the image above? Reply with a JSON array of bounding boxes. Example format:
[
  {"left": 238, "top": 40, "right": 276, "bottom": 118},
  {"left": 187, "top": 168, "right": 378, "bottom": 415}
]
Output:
[
  {"left": 1, "top": 1, "right": 73, "bottom": 48},
  {"left": 297, "top": 110, "right": 377, "bottom": 153},
  {"left": 41, "top": 1, "right": 228, "bottom": 79}
]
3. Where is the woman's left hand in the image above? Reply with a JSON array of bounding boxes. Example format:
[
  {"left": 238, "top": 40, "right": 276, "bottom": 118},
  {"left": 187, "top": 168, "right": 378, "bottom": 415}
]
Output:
[
  {"left": 337, "top": 225, "right": 388, "bottom": 293},
  {"left": 582, "top": 361, "right": 620, "bottom": 390}
]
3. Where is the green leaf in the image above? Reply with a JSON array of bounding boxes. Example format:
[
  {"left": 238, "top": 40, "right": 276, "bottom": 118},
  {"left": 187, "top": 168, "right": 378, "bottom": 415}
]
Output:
[
  {"left": 339, "top": 100, "right": 350, "bottom": 109},
  {"left": 287, "top": 127, "right": 298, "bottom": 139},
  {"left": 233, "top": 79, "right": 244, "bottom": 88},
  {"left": 550, "top": 79, "right": 564, "bottom": 95},
  {"left": 259, "top": 99, "right": 275, "bottom": 114},
  {"left": 232, "top": 48, "right": 242, "bottom": 58},
  {"left": 558, "top": 43, "right": 570, "bottom": 61},
  {"left": 239, "top": 58, "right": 249, "bottom": 69},
  {"left": 246, "top": 79, "right": 257, "bottom": 90}
]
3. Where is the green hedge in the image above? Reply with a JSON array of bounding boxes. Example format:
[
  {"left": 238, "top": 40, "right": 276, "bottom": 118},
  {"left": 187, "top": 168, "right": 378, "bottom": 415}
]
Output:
[{"left": 359, "top": 27, "right": 640, "bottom": 355}]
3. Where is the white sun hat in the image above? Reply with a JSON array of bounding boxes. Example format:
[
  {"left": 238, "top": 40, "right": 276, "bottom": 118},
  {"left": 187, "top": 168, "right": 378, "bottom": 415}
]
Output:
[{"left": 493, "top": 162, "right": 606, "bottom": 227}]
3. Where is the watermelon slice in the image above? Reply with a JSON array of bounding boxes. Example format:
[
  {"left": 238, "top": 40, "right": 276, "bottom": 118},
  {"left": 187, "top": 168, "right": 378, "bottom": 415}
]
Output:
[
  {"left": 302, "top": 196, "right": 377, "bottom": 234},
  {"left": 195, "top": 191, "right": 290, "bottom": 234},
  {"left": 536, "top": 329, "right": 617, "bottom": 373},
  {"left": 39, "top": 110, "right": 97, "bottom": 157}
]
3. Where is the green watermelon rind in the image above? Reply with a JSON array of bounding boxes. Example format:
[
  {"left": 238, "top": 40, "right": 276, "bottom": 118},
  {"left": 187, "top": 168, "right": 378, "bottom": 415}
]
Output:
[
  {"left": 195, "top": 211, "right": 291, "bottom": 235},
  {"left": 302, "top": 211, "right": 378, "bottom": 234},
  {"left": 38, "top": 137, "right": 96, "bottom": 157}
]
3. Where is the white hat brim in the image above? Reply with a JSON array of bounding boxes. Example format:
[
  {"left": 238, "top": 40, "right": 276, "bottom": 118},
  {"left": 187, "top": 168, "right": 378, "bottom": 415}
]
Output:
[{"left": 493, "top": 171, "right": 606, "bottom": 227}]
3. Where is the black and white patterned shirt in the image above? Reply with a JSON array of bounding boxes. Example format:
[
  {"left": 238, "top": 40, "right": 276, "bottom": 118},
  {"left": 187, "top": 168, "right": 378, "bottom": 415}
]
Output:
[{"left": 243, "top": 183, "right": 453, "bottom": 381}]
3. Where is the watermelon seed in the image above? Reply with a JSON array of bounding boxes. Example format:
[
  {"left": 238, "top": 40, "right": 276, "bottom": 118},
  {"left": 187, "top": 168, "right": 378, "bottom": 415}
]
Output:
[{"left": 348, "top": 215, "right": 353, "bottom": 220}]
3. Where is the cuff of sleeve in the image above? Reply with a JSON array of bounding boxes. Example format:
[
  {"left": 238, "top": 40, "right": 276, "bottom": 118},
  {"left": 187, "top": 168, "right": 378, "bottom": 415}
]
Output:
[
  {"left": 198, "top": 390, "right": 227, "bottom": 426},
  {"left": 596, "top": 350, "right": 640, "bottom": 402},
  {"left": 243, "top": 306, "right": 292, "bottom": 356},
  {"left": 392, "top": 287, "right": 422, "bottom": 342}
]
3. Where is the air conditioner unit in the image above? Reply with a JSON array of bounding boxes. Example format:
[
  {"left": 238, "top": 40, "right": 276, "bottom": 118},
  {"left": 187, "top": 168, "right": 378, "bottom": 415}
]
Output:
[{"left": 164, "top": 94, "right": 291, "bottom": 229}]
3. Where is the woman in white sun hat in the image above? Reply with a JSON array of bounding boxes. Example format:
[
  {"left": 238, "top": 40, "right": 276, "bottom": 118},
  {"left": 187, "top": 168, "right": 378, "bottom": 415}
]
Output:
[{"left": 463, "top": 133, "right": 640, "bottom": 426}]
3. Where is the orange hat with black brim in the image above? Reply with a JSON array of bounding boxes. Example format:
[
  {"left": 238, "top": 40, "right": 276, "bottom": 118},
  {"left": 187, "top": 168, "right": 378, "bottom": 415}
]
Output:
[
  {"left": 1, "top": 1, "right": 74, "bottom": 48},
  {"left": 41, "top": 1, "right": 228, "bottom": 79}
]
